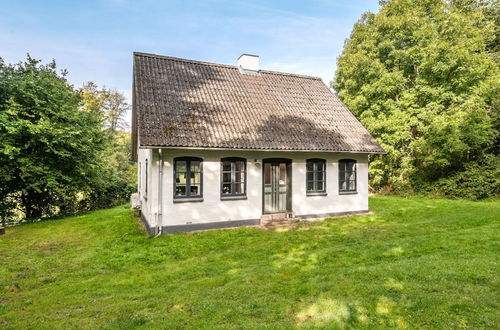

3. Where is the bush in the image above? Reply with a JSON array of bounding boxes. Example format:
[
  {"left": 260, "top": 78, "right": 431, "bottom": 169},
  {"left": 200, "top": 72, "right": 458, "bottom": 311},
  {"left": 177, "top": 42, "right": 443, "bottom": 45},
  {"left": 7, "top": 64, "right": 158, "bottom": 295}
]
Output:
[
  {"left": 431, "top": 155, "right": 500, "bottom": 200},
  {"left": 87, "top": 172, "right": 136, "bottom": 210}
]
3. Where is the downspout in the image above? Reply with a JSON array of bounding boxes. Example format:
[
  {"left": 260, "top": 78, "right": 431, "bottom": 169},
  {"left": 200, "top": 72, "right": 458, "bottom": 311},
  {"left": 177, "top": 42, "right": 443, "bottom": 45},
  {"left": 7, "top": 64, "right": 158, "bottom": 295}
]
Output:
[{"left": 155, "top": 149, "right": 163, "bottom": 237}]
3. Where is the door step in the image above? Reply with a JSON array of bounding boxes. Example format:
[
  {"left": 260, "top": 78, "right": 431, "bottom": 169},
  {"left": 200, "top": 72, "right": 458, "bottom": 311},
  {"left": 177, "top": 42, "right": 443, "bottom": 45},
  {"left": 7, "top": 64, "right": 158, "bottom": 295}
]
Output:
[{"left": 260, "top": 213, "right": 299, "bottom": 229}]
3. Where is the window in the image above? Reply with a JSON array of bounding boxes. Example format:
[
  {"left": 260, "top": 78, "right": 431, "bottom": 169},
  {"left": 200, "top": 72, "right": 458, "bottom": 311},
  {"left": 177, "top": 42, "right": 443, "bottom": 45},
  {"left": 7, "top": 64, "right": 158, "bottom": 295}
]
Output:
[
  {"left": 174, "top": 157, "right": 203, "bottom": 199},
  {"left": 221, "top": 157, "right": 246, "bottom": 198},
  {"left": 339, "top": 159, "right": 357, "bottom": 193},
  {"left": 138, "top": 162, "right": 141, "bottom": 194},
  {"left": 306, "top": 159, "right": 326, "bottom": 194},
  {"left": 145, "top": 159, "right": 148, "bottom": 197}
]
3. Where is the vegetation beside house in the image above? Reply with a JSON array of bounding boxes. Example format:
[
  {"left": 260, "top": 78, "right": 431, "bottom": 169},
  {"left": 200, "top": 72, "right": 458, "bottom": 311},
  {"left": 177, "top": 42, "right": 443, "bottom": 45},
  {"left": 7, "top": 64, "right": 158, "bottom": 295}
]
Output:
[
  {"left": 1, "top": 196, "right": 498, "bottom": 328},
  {"left": 0, "top": 57, "right": 135, "bottom": 224},
  {"left": 334, "top": 0, "right": 500, "bottom": 199}
]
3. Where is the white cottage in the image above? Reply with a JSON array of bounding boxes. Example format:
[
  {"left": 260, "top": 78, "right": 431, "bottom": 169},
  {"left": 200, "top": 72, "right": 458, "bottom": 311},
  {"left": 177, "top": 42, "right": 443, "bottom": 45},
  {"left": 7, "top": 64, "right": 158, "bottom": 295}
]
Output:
[{"left": 131, "top": 52, "right": 384, "bottom": 234}]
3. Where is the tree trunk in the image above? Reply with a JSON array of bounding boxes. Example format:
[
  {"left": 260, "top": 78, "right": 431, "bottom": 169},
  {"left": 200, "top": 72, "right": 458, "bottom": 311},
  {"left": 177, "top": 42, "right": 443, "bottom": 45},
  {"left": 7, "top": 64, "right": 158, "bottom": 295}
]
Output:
[{"left": 22, "top": 191, "right": 44, "bottom": 220}]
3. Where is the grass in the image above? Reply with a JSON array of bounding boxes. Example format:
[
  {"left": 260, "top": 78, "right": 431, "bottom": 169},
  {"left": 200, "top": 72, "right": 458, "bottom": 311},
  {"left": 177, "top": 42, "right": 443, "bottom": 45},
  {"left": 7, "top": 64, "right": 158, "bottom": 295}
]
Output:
[{"left": 1, "top": 196, "right": 499, "bottom": 329}]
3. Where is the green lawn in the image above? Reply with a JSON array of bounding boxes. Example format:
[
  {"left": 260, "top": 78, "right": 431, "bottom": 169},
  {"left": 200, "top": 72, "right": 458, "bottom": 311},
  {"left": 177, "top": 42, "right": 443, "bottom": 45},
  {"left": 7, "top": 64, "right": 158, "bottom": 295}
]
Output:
[{"left": 1, "top": 196, "right": 499, "bottom": 329}]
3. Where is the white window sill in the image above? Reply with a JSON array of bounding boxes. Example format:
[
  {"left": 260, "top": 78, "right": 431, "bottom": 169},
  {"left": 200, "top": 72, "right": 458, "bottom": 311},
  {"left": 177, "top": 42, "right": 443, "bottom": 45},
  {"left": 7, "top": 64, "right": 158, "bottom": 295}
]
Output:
[
  {"left": 306, "top": 192, "right": 328, "bottom": 197},
  {"left": 173, "top": 197, "right": 204, "bottom": 203},
  {"left": 221, "top": 195, "right": 247, "bottom": 201}
]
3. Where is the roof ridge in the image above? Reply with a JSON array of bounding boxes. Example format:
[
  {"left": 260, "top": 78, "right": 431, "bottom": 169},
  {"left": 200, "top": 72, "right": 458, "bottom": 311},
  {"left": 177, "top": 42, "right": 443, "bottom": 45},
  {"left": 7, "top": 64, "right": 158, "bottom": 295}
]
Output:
[
  {"left": 260, "top": 69, "right": 322, "bottom": 81},
  {"left": 134, "top": 52, "right": 237, "bottom": 69},
  {"left": 133, "top": 51, "right": 323, "bottom": 81}
]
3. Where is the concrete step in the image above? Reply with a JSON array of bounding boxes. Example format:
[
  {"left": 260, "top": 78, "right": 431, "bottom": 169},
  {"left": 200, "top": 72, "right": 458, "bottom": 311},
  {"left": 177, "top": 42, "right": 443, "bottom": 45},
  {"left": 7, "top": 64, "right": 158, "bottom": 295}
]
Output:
[
  {"left": 260, "top": 212, "right": 299, "bottom": 228},
  {"left": 261, "top": 212, "right": 293, "bottom": 222},
  {"left": 263, "top": 220, "right": 298, "bottom": 227}
]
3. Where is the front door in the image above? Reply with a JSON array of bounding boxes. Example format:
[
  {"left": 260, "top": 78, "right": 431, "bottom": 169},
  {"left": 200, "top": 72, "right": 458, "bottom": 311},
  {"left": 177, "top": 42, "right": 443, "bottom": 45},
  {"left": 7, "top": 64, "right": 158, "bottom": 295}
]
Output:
[{"left": 263, "top": 159, "right": 291, "bottom": 213}]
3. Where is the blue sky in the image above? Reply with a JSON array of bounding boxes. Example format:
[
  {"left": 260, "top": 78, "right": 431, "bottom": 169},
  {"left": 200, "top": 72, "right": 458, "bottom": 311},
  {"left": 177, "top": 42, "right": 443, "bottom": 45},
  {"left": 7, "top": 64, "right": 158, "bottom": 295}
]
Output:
[{"left": 0, "top": 0, "right": 379, "bottom": 105}]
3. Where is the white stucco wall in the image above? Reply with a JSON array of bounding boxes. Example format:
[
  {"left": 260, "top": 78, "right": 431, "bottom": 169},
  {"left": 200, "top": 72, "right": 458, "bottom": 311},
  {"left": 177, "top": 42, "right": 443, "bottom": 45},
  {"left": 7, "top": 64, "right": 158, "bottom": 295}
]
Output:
[
  {"left": 137, "top": 148, "right": 369, "bottom": 228},
  {"left": 137, "top": 148, "right": 156, "bottom": 228}
]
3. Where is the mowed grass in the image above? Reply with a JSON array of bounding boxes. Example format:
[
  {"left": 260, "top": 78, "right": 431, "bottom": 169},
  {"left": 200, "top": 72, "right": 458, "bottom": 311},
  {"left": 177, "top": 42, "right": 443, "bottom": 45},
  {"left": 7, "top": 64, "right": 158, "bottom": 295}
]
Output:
[{"left": 1, "top": 196, "right": 499, "bottom": 329}]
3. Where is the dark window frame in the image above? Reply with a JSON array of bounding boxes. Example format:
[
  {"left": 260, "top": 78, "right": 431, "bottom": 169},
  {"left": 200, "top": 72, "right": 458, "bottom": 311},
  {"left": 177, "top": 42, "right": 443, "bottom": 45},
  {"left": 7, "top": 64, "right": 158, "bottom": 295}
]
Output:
[
  {"left": 306, "top": 158, "right": 327, "bottom": 195},
  {"left": 173, "top": 157, "right": 203, "bottom": 200},
  {"left": 220, "top": 157, "right": 247, "bottom": 199},
  {"left": 144, "top": 159, "right": 148, "bottom": 198},
  {"left": 138, "top": 161, "right": 142, "bottom": 195},
  {"left": 339, "top": 159, "right": 357, "bottom": 193}
]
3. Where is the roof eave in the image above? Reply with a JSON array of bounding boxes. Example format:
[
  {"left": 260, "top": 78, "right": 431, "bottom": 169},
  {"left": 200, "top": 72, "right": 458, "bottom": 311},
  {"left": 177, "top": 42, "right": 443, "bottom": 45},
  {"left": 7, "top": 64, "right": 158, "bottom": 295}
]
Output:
[{"left": 138, "top": 145, "right": 386, "bottom": 154}]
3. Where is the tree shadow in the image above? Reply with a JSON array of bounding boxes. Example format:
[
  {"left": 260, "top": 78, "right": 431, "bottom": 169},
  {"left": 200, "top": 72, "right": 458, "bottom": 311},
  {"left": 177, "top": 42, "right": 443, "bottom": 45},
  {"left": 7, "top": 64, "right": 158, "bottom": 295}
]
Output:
[
  {"left": 135, "top": 55, "right": 228, "bottom": 148},
  {"left": 134, "top": 54, "right": 381, "bottom": 152}
]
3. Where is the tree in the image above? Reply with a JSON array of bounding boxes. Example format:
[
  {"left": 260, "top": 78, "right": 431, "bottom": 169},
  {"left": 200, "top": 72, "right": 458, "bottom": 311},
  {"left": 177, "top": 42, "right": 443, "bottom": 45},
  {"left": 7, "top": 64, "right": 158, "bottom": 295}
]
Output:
[
  {"left": 80, "top": 82, "right": 136, "bottom": 188},
  {"left": 333, "top": 0, "right": 499, "bottom": 196},
  {"left": 0, "top": 56, "right": 107, "bottom": 221},
  {"left": 81, "top": 82, "right": 129, "bottom": 136}
]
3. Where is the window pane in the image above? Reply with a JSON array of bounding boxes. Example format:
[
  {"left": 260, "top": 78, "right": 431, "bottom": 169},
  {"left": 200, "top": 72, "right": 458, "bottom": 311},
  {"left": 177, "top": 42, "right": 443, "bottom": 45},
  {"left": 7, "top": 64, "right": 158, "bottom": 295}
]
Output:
[
  {"left": 348, "top": 180, "right": 356, "bottom": 191},
  {"left": 339, "top": 170, "right": 345, "bottom": 181},
  {"left": 347, "top": 171, "right": 355, "bottom": 181},
  {"left": 346, "top": 162, "right": 354, "bottom": 173},
  {"left": 317, "top": 171, "right": 324, "bottom": 181},
  {"left": 317, "top": 181, "right": 325, "bottom": 191},
  {"left": 235, "top": 161, "right": 245, "bottom": 172},
  {"left": 222, "top": 172, "right": 231, "bottom": 183},
  {"left": 191, "top": 172, "right": 201, "bottom": 184},
  {"left": 190, "top": 185, "right": 200, "bottom": 196},
  {"left": 317, "top": 161, "right": 325, "bottom": 172},
  {"left": 339, "top": 161, "right": 345, "bottom": 171},
  {"left": 279, "top": 163, "right": 286, "bottom": 184},
  {"left": 264, "top": 163, "right": 271, "bottom": 185},
  {"left": 176, "top": 173, "right": 186, "bottom": 184},
  {"left": 222, "top": 162, "right": 231, "bottom": 172},
  {"left": 175, "top": 185, "right": 186, "bottom": 196},
  {"left": 340, "top": 179, "right": 346, "bottom": 191},
  {"left": 235, "top": 171, "right": 244, "bottom": 183},
  {"left": 236, "top": 183, "right": 244, "bottom": 194},
  {"left": 222, "top": 183, "right": 232, "bottom": 194},
  {"left": 176, "top": 161, "right": 186, "bottom": 172},
  {"left": 190, "top": 161, "right": 201, "bottom": 172},
  {"left": 307, "top": 181, "right": 314, "bottom": 191},
  {"left": 306, "top": 162, "right": 313, "bottom": 172}
]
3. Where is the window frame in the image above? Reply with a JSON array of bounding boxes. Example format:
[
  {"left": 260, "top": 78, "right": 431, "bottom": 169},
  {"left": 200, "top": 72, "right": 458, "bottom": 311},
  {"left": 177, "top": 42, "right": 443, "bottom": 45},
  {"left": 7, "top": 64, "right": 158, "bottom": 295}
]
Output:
[
  {"left": 220, "top": 157, "right": 247, "bottom": 200},
  {"left": 138, "top": 161, "right": 142, "bottom": 195},
  {"left": 144, "top": 159, "right": 148, "bottom": 199},
  {"left": 173, "top": 156, "right": 203, "bottom": 201},
  {"left": 338, "top": 159, "right": 357, "bottom": 194},
  {"left": 306, "top": 158, "right": 327, "bottom": 196}
]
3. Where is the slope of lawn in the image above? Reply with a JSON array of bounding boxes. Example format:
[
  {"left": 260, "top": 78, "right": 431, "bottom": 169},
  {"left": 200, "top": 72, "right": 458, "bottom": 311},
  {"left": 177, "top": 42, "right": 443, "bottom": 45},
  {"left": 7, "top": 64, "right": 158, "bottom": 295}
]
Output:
[{"left": 1, "top": 196, "right": 499, "bottom": 329}]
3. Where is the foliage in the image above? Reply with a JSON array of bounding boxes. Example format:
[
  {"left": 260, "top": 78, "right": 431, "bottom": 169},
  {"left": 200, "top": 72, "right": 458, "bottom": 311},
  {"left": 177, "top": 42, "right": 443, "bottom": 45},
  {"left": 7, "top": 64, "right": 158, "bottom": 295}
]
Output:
[
  {"left": 80, "top": 82, "right": 130, "bottom": 135},
  {"left": 334, "top": 0, "right": 499, "bottom": 197},
  {"left": 0, "top": 56, "right": 107, "bottom": 221},
  {"left": 0, "top": 57, "right": 134, "bottom": 223},
  {"left": 1, "top": 196, "right": 499, "bottom": 328},
  {"left": 80, "top": 82, "right": 136, "bottom": 204},
  {"left": 431, "top": 154, "right": 500, "bottom": 199}
]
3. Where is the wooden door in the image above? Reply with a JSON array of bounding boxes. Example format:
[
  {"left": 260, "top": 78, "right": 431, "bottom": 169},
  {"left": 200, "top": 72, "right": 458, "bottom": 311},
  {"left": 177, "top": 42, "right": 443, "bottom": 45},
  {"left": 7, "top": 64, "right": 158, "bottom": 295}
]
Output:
[{"left": 263, "top": 159, "right": 291, "bottom": 213}]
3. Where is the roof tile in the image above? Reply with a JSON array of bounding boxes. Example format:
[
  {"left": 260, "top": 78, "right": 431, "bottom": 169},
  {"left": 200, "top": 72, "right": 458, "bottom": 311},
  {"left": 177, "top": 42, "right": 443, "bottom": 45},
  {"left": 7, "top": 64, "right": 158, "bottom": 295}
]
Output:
[{"left": 132, "top": 52, "right": 384, "bottom": 154}]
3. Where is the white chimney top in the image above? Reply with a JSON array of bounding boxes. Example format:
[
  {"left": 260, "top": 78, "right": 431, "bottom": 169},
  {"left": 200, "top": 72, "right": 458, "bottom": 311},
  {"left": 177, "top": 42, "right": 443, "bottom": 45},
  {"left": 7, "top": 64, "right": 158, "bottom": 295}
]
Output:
[{"left": 237, "top": 54, "right": 260, "bottom": 75}]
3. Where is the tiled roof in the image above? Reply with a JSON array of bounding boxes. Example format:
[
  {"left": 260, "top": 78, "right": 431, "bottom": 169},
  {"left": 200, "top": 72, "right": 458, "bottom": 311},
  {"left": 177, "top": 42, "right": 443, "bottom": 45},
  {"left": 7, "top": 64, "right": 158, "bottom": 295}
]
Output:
[{"left": 132, "top": 52, "right": 384, "bottom": 158}]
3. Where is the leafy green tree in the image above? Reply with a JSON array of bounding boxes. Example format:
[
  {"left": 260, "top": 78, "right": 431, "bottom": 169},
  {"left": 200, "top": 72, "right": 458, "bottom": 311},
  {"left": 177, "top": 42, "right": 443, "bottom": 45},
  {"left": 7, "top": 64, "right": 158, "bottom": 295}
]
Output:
[
  {"left": 334, "top": 0, "right": 499, "bottom": 196},
  {"left": 0, "top": 56, "right": 107, "bottom": 221},
  {"left": 81, "top": 82, "right": 130, "bottom": 136},
  {"left": 80, "top": 82, "right": 136, "bottom": 190}
]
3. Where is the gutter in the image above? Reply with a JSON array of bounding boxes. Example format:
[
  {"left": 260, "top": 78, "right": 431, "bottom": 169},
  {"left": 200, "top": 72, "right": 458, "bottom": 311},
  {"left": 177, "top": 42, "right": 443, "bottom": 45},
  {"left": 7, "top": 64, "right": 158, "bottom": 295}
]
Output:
[
  {"left": 138, "top": 145, "right": 386, "bottom": 155},
  {"left": 155, "top": 149, "right": 163, "bottom": 236}
]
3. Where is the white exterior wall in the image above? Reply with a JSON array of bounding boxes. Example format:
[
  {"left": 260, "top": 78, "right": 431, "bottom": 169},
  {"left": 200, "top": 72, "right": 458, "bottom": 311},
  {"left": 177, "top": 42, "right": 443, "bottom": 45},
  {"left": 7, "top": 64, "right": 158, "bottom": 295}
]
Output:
[
  {"left": 137, "top": 148, "right": 157, "bottom": 228},
  {"left": 137, "top": 148, "right": 369, "bottom": 228}
]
